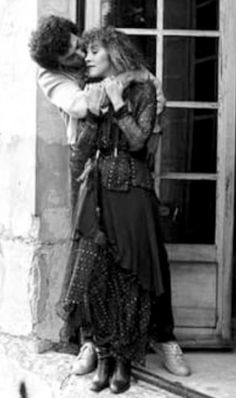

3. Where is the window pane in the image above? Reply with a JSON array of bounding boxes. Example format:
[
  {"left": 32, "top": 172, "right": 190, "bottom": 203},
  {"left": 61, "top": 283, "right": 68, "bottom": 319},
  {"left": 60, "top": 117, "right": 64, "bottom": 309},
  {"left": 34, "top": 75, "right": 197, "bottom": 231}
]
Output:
[
  {"left": 164, "top": 0, "right": 219, "bottom": 30},
  {"left": 101, "top": 0, "right": 157, "bottom": 28},
  {"left": 159, "top": 180, "right": 216, "bottom": 243},
  {"left": 161, "top": 108, "right": 217, "bottom": 173},
  {"left": 77, "top": 0, "right": 85, "bottom": 33},
  {"left": 129, "top": 35, "right": 156, "bottom": 75},
  {"left": 163, "top": 37, "right": 218, "bottom": 101}
]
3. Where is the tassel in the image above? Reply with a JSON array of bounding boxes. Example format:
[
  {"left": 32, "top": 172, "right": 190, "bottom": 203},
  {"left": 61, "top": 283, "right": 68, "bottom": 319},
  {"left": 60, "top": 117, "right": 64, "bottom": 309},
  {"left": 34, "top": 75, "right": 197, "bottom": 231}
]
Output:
[
  {"left": 94, "top": 205, "right": 106, "bottom": 245},
  {"left": 94, "top": 230, "right": 106, "bottom": 246}
]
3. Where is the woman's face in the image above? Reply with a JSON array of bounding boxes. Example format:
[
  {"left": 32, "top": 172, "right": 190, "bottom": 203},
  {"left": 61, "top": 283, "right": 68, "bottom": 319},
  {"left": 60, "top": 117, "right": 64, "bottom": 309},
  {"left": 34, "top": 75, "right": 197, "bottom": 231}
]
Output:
[{"left": 85, "top": 41, "right": 115, "bottom": 78}]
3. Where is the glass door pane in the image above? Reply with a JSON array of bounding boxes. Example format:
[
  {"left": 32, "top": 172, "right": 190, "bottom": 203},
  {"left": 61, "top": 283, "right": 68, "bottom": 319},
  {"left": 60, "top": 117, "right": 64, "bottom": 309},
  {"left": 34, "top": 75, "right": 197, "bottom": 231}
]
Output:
[
  {"left": 163, "top": 37, "right": 219, "bottom": 102},
  {"left": 161, "top": 108, "right": 217, "bottom": 174},
  {"left": 159, "top": 180, "right": 216, "bottom": 243},
  {"left": 129, "top": 35, "right": 156, "bottom": 74},
  {"left": 164, "top": 0, "right": 219, "bottom": 30},
  {"left": 101, "top": 0, "right": 157, "bottom": 28},
  {"left": 77, "top": 0, "right": 85, "bottom": 33}
]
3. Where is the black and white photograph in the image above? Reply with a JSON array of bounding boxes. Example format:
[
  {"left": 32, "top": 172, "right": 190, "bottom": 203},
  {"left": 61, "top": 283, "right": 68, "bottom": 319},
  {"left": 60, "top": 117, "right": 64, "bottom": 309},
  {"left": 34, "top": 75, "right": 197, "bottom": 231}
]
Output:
[{"left": 0, "top": 1, "right": 235, "bottom": 397}]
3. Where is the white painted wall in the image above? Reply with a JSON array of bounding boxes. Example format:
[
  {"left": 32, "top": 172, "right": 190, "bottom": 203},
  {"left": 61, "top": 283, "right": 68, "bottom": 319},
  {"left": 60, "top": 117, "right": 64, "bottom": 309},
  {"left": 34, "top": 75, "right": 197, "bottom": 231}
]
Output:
[{"left": 0, "top": 0, "right": 38, "bottom": 336}]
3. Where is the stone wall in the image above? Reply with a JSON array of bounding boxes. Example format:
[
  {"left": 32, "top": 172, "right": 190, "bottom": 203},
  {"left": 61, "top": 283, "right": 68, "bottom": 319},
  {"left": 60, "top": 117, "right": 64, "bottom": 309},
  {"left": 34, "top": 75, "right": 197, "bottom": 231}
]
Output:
[
  {"left": 0, "top": 0, "right": 38, "bottom": 337},
  {"left": 0, "top": 0, "right": 76, "bottom": 347}
]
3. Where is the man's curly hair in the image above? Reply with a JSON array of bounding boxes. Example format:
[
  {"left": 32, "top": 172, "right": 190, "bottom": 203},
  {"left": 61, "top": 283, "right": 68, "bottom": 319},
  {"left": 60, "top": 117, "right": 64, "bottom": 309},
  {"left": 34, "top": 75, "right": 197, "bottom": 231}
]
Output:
[
  {"left": 82, "top": 26, "right": 146, "bottom": 74},
  {"left": 29, "top": 15, "right": 79, "bottom": 70}
]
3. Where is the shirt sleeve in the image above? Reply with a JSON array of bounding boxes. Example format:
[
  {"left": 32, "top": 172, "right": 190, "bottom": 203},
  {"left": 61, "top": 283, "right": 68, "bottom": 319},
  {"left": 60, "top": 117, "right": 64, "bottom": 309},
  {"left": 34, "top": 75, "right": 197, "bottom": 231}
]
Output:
[
  {"left": 113, "top": 82, "right": 157, "bottom": 151},
  {"left": 70, "top": 111, "right": 99, "bottom": 179},
  {"left": 145, "top": 71, "right": 166, "bottom": 115},
  {"left": 146, "top": 72, "right": 166, "bottom": 134},
  {"left": 37, "top": 67, "right": 88, "bottom": 119}
]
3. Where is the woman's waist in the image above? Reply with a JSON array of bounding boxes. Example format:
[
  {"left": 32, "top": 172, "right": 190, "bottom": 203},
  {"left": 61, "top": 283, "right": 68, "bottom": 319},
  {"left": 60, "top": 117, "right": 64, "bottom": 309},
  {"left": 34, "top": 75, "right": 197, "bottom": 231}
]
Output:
[
  {"left": 97, "top": 144, "right": 146, "bottom": 159},
  {"left": 95, "top": 152, "right": 154, "bottom": 192}
]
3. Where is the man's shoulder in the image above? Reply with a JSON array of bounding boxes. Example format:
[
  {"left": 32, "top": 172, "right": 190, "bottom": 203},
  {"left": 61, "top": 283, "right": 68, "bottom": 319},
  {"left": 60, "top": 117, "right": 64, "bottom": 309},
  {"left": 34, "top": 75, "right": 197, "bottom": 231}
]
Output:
[
  {"left": 57, "top": 70, "right": 86, "bottom": 88},
  {"left": 38, "top": 67, "right": 85, "bottom": 88}
]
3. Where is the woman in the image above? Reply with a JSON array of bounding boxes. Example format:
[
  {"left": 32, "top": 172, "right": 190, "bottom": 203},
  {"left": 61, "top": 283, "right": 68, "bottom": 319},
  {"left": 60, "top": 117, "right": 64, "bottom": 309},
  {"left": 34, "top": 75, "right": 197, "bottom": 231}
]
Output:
[{"left": 57, "top": 26, "right": 185, "bottom": 394}]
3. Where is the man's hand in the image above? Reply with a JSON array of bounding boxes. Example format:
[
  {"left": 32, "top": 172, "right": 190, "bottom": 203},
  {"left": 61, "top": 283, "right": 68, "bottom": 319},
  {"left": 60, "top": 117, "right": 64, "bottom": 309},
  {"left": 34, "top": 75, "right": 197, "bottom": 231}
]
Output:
[
  {"left": 85, "top": 83, "right": 106, "bottom": 115},
  {"left": 116, "top": 68, "right": 149, "bottom": 89}
]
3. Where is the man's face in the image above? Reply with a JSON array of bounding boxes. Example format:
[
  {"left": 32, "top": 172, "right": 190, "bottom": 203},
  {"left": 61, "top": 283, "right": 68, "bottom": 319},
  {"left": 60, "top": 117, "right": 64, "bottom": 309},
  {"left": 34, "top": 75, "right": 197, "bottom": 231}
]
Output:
[{"left": 58, "top": 33, "right": 85, "bottom": 69}]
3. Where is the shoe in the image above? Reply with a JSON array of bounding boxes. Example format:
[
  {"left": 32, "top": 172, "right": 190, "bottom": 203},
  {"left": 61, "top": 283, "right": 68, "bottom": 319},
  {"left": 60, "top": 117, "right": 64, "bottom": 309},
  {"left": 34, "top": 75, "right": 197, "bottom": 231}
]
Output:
[
  {"left": 90, "top": 356, "right": 112, "bottom": 392},
  {"left": 151, "top": 340, "right": 191, "bottom": 377},
  {"left": 109, "top": 359, "right": 131, "bottom": 394},
  {"left": 71, "top": 342, "right": 97, "bottom": 375}
]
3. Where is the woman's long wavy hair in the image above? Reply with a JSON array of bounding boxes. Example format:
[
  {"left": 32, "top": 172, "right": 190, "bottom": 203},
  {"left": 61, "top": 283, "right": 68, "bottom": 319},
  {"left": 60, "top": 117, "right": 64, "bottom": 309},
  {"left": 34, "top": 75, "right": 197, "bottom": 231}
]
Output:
[{"left": 82, "top": 26, "right": 146, "bottom": 74}]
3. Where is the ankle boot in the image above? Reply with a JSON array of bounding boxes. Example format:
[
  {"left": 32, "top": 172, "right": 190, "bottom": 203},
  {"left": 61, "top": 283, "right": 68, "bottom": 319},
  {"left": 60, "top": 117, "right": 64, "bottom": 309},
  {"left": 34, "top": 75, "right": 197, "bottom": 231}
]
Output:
[
  {"left": 90, "top": 353, "right": 111, "bottom": 392},
  {"left": 109, "top": 359, "right": 131, "bottom": 394}
]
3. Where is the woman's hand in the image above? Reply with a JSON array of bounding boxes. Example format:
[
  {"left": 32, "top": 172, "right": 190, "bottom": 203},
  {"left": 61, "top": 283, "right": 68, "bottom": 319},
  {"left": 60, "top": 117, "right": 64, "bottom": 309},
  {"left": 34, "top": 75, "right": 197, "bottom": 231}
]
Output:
[
  {"left": 85, "top": 83, "right": 106, "bottom": 115},
  {"left": 104, "top": 77, "right": 125, "bottom": 112}
]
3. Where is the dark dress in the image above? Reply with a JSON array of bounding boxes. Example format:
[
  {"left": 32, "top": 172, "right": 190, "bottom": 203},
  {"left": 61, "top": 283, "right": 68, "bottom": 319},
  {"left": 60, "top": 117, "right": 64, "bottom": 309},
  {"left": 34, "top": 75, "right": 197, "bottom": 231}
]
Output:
[{"left": 57, "top": 80, "right": 174, "bottom": 362}]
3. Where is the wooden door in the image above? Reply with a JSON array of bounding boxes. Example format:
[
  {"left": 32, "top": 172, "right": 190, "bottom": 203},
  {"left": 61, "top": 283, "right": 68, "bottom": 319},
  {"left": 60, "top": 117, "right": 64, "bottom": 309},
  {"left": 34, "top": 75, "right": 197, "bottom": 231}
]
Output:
[{"left": 83, "top": 0, "right": 236, "bottom": 346}]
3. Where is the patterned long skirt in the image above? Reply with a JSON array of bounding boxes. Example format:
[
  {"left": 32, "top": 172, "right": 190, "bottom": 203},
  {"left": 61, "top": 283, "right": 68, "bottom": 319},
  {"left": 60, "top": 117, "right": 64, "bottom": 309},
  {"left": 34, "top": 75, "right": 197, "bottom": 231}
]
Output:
[{"left": 57, "top": 186, "right": 170, "bottom": 362}]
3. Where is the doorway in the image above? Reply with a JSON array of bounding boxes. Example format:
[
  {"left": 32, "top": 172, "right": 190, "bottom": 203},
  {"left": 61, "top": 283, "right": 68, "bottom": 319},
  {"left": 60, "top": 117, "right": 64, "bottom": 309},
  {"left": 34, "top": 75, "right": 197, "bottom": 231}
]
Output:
[{"left": 81, "top": 0, "right": 236, "bottom": 346}]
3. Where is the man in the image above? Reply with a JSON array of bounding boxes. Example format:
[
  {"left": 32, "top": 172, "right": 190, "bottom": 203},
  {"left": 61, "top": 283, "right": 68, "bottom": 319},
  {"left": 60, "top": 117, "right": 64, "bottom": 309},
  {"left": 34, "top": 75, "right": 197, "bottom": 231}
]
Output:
[{"left": 29, "top": 15, "right": 190, "bottom": 378}]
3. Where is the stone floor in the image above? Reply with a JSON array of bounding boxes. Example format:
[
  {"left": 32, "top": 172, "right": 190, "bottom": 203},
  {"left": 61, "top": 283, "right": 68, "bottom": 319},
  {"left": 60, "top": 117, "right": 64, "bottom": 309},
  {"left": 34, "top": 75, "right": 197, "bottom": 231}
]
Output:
[
  {"left": 0, "top": 334, "right": 180, "bottom": 398},
  {"left": 144, "top": 350, "right": 236, "bottom": 398},
  {"left": 0, "top": 333, "right": 235, "bottom": 398}
]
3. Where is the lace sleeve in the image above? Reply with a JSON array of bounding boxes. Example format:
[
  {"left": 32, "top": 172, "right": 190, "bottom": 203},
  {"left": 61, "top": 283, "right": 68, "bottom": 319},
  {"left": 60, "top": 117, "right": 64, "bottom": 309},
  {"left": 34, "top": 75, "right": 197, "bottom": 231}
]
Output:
[{"left": 113, "top": 82, "right": 157, "bottom": 151}]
